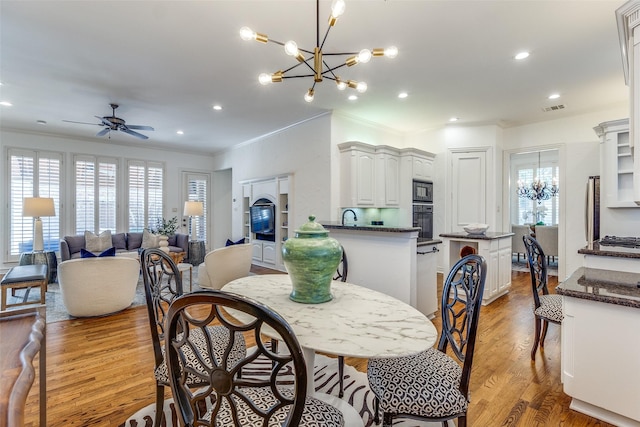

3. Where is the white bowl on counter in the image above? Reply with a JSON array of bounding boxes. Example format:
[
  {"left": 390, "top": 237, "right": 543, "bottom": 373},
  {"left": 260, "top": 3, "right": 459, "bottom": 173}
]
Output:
[{"left": 463, "top": 223, "right": 489, "bottom": 235}]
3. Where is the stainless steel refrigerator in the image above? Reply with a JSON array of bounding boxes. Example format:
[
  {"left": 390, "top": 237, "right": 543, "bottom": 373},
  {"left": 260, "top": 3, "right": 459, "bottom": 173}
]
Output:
[{"left": 585, "top": 175, "right": 600, "bottom": 247}]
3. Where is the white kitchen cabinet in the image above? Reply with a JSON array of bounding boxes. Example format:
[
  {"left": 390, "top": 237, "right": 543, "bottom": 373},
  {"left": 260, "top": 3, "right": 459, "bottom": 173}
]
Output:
[
  {"left": 450, "top": 150, "right": 487, "bottom": 231},
  {"left": 411, "top": 154, "right": 434, "bottom": 180},
  {"left": 416, "top": 243, "right": 441, "bottom": 318},
  {"left": 594, "top": 118, "right": 637, "bottom": 208},
  {"left": 376, "top": 150, "right": 400, "bottom": 206}
]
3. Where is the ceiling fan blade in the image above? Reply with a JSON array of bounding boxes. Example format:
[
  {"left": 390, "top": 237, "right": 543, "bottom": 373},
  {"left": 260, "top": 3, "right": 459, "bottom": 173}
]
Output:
[
  {"left": 120, "top": 128, "right": 149, "bottom": 140},
  {"left": 63, "top": 119, "right": 103, "bottom": 126},
  {"left": 125, "top": 125, "right": 154, "bottom": 131},
  {"left": 95, "top": 115, "right": 114, "bottom": 127},
  {"left": 96, "top": 128, "right": 110, "bottom": 137}
]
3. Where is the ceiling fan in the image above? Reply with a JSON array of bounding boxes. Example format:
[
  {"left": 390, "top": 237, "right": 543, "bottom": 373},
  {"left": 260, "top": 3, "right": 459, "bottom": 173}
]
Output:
[{"left": 63, "top": 103, "right": 154, "bottom": 140}]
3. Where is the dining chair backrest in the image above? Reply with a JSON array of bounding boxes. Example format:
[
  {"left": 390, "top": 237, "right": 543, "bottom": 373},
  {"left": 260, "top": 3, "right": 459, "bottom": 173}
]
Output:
[
  {"left": 511, "top": 224, "right": 532, "bottom": 253},
  {"left": 533, "top": 225, "right": 558, "bottom": 258},
  {"left": 438, "top": 254, "right": 487, "bottom": 398},
  {"left": 333, "top": 245, "right": 348, "bottom": 282},
  {"left": 165, "top": 290, "right": 309, "bottom": 427},
  {"left": 522, "top": 235, "right": 549, "bottom": 310},
  {"left": 141, "top": 248, "right": 184, "bottom": 369}
]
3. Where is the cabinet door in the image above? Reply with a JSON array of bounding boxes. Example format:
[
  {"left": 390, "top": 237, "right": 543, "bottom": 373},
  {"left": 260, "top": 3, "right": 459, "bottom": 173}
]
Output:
[
  {"left": 383, "top": 154, "right": 400, "bottom": 206},
  {"left": 262, "top": 242, "right": 276, "bottom": 264},
  {"left": 252, "top": 242, "right": 263, "bottom": 261},
  {"left": 486, "top": 249, "right": 499, "bottom": 301},
  {"left": 498, "top": 247, "right": 512, "bottom": 292},
  {"left": 356, "top": 151, "right": 376, "bottom": 205},
  {"left": 413, "top": 156, "right": 433, "bottom": 180},
  {"left": 451, "top": 151, "right": 486, "bottom": 230}
]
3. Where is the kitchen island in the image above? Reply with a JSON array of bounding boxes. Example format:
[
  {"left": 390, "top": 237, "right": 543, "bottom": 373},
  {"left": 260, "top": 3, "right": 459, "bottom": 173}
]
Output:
[
  {"left": 557, "top": 267, "right": 640, "bottom": 426},
  {"left": 320, "top": 223, "right": 428, "bottom": 308},
  {"left": 439, "top": 231, "right": 514, "bottom": 305}
]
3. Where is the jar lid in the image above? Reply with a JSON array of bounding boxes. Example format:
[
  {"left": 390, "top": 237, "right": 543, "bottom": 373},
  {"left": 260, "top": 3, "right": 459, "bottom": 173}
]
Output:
[{"left": 295, "top": 215, "right": 329, "bottom": 237}]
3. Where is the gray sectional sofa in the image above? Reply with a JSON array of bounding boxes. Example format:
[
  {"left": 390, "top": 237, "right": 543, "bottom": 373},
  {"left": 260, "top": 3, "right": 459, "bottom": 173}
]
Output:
[{"left": 60, "top": 232, "right": 189, "bottom": 262}]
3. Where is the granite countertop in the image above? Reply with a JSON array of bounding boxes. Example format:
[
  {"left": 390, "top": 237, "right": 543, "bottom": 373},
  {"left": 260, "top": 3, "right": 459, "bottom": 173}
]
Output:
[
  {"left": 557, "top": 267, "right": 640, "bottom": 309},
  {"left": 320, "top": 222, "right": 421, "bottom": 233},
  {"left": 439, "top": 231, "right": 514, "bottom": 240},
  {"left": 417, "top": 238, "right": 443, "bottom": 247},
  {"left": 577, "top": 242, "right": 640, "bottom": 259}
]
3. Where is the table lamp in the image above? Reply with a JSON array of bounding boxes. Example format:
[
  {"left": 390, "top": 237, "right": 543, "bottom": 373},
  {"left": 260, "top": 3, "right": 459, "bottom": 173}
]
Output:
[
  {"left": 183, "top": 201, "right": 204, "bottom": 242},
  {"left": 23, "top": 197, "right": 56, "bottom": 252}
]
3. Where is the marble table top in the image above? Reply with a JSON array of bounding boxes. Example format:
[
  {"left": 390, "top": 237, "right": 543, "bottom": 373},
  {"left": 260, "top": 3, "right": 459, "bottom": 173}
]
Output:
[{"left": 223, "top": 274, "right": 438, "bottom": 359}]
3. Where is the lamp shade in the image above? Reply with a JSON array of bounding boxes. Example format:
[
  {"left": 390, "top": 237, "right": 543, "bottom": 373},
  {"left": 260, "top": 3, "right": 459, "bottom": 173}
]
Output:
[
  {"left": 23, "top": 197, "right": 55, "bottom": 217},
  {"left": 183, "top": 201, "right": 204, "bottom": 216}
]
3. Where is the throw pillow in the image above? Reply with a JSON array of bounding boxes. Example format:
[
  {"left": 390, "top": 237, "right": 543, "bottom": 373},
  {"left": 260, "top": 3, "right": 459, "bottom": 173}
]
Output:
[
  {"left": 225, "top": 237, "right": 246, "bottom": 247},
  {"left": 141, "top": 229, "right": 160, "bottom": 249},
  {"left": 85, "top": 230, "right": 112, "bottom": 252},
  {"left": 80, "top": 247, "right": 116, "bottom": 258}
]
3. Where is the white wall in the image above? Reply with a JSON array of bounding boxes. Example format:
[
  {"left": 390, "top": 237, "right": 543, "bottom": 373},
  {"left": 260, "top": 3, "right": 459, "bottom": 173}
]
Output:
[
  {"left": 210, "top": 114, "right": 334, "bottom": 241},
  {"left": 1, "top": 129, "right": 216, "bottom": 268}
]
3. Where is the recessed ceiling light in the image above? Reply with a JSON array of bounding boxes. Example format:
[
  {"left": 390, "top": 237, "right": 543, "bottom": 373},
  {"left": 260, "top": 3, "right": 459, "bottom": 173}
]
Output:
[
  {"left": 0, "top": 101, "right": 13, "bottom": 107},
  {"left": 348, "top": 95, "right": 358, "bottom": 101},
  {"left": 398, "top": 92, "right": 408, "bottom": 99},
  {"left": 36, "top": 120, "right": 47, "bottom": 125},
  {"left": 212, "top": 105, "right": 222, "bottom": 111},
  {"left": 548, "top": 93, "right": 560, "bottom": 100},
  {"left": 514, "top": 51, "right": 530, "bottom": 60},
  {"left": 176, "top": 130, "right": 184, "bottom": 135},
  {"left": 449, "top": 117, "right": 459, "bottom": 122}
]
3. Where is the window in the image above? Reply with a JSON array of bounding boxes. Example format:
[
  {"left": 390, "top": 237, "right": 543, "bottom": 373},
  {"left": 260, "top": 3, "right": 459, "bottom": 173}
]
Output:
[
  {"left": 8, "top": 148, "right": 62, "bottom": 259},
  {"left": 512, "top": 151, "right": 559, "bottom": 226},
  {"left": 128, "top": 160, "right": 164, "bottom": 232},
  {"left": 184, "top": 172, "right": 209, "bottom": 241},
  {"left": 74, "top": 155, "right": 118, "bottom": 234}
]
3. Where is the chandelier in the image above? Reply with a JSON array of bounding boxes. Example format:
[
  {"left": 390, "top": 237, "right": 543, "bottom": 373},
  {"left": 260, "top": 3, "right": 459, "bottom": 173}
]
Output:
[
  {"left": 517, "top": 152, "right": 559, "bottom": 204},
  {"left": 239, "top": 0, "right": 397, "bottom": 102}
]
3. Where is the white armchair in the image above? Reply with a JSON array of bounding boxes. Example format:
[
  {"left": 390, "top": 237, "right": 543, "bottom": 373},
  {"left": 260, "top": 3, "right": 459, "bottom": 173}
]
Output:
[
  {"left": 58, "top": 257, "right": 140, "bottom": 317},
  {"left": 197, "top": 243, "right": 252, "bottom": 289},
  {"left": 511, "top": 224, "right": 532, "bottom": 262},
  {"left": 534, "top": 225, "right": 558, "bottom": 263}
]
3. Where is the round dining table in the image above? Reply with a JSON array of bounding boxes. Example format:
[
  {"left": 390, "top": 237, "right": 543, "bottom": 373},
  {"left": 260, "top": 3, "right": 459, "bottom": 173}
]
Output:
[{"left": 222, "top": 274, "right": 438, "bottom": 427}]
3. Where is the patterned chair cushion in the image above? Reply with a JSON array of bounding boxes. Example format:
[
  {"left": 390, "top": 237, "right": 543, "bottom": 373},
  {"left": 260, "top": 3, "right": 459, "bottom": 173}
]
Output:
[
  {"left": 367, "top": 348, "right": 467, "bottom": 419},
  {"left": 534, "top": 294, "right": 563, "bottom": 322},
  {"left": 203, "top": 386, "right": 344, "bottom": 426},
  {"left": 155, "top": 325, "right": 246, "bottom": 385}
]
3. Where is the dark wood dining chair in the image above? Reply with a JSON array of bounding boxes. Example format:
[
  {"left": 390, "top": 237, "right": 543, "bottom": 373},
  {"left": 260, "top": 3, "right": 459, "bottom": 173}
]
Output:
[
  {"left": 140, "top": 248, "right": 246, "bottom": 427},
  {"left": 367, "top": 254, "right": 487, "bottom": 427},
  {"left": 522, "top": 235, "right": 563, "bottom": 360},
  {"left": 165, "top": 290, "right": 345, "bottom": 426}
]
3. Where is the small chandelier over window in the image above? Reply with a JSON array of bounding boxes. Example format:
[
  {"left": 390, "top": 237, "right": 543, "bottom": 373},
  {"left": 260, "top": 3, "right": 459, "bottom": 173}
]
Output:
[
  {"left": 239, "top": 0, "right": 397, "bottom": 102},
  {"left": 517, "top": 152, "right": 559, "bottom": 204}
]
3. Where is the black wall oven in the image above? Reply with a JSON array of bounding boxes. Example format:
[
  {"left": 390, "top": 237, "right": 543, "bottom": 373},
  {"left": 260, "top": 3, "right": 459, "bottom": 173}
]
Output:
[
  {"left": 413, "top": 180, "right": 433, "bottom": 203},
  {"left": 413, "top": 204, "right": 433, "bottom": 240}
]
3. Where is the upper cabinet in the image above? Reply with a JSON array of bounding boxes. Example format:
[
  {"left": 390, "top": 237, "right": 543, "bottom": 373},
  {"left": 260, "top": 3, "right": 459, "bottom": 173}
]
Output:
[
  {"left": 594, "top": 119, "right": 637, "bottom": 208},
  {"left": 615, "top": 2, "right": 640, "bottom": 205},
  {"left": 338, "top": 141, "right": 434, "bottom": 208}
]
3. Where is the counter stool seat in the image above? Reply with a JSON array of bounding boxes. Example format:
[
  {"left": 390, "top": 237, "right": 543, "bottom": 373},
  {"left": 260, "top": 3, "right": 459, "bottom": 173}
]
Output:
[{"left": 1, "top": 264, "right": 48, "bottom": 310}]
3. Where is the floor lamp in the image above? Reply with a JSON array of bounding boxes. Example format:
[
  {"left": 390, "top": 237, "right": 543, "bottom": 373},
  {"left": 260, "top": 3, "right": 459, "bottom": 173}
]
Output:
[
  {"left": 23, "top": 197, "right": 56, "bottom": 252},
  {"left": 183, "top": 201, "right": 204, "bottom": 242}
]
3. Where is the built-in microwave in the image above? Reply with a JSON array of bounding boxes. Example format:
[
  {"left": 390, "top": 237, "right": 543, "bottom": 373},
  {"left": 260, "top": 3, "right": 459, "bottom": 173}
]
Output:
[{"left": 413, "top": 180, "right": 433, "bottom": 203}]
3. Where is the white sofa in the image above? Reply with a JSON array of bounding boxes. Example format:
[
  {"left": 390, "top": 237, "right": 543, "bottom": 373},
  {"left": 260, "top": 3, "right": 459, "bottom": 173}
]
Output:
[
  {"left": 58, "top": 257, "right": 140, "bottom": 317},
  {"left": 197, "top": 243, "right": 252, "bottom": 290}
]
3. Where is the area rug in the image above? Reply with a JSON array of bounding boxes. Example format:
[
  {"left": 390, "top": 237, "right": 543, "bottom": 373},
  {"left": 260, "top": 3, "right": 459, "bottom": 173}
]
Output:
[{"left": 120, "top": 351, "right": 449, "bottom": 427}]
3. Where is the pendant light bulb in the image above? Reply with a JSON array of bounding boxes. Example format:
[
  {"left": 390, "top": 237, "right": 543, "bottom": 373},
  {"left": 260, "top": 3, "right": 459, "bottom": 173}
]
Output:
[
  {"left": 357, "top": 49, "right": 372, "bottom": 64},
  {"left": 356, "top": 81, "right": 368, "bottom": 93},
  {"left": 331, "top": 0, "right": 346, "bottom": 18},
  {"left": 336, "top": 79, "right": 347, "bottom": 91},
  {"left": 304, "top": 89, "right": 315, "bottom": 103},
  {"left": 259, "top": 73, "right": 271, "bottom": 85},
  {"left": 284, "top": 40, "right": 298, "bottom": 57},
  {"left": 384, "top": 46, "right": 398, "bottom": 58},
  {"left": 240, "top": 26, "right": 255, "bottom": 41}
]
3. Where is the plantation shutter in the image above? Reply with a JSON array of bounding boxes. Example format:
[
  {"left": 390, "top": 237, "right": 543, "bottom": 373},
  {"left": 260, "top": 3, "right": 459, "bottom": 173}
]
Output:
[{"left": 127, "top": 160, "right": 164, "bottom": 232}]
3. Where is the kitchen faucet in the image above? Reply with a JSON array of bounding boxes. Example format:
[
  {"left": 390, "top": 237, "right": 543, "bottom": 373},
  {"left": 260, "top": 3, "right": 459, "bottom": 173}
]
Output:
[{"left": 341, "top": 209, "right": 358, "bottom": 225}]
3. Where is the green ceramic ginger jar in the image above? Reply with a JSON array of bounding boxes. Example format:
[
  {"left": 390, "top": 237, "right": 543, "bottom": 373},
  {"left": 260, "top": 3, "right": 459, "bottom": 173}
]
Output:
[{"left": 282, "top": 215, "right": 342, "bottom": 304}]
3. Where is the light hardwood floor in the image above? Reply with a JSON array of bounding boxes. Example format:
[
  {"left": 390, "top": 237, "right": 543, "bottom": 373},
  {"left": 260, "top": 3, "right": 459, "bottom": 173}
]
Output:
[{"left": 20, "top": 268, "right": 614, "bottom": 426}]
